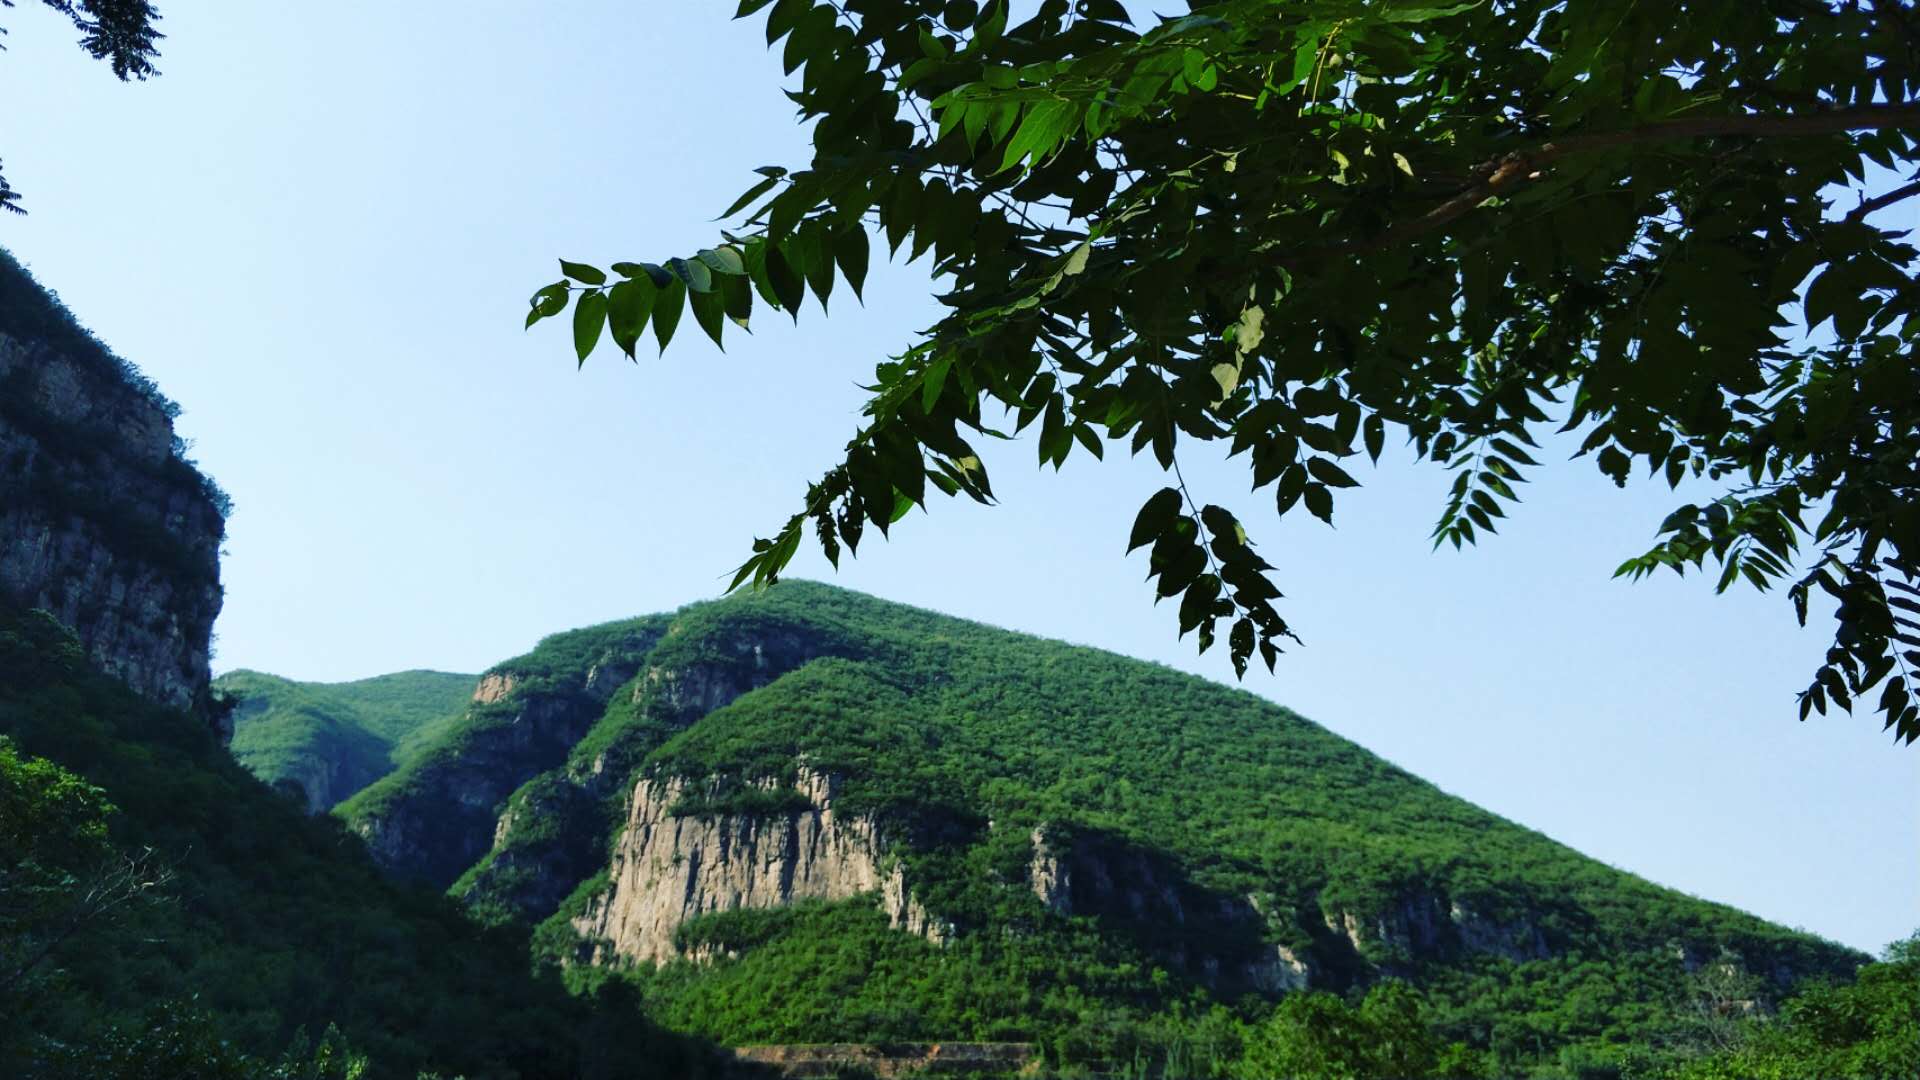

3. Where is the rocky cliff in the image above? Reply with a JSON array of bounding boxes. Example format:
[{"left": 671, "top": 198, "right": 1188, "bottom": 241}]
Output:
[
  {"left": 0, "top": 252, "right": 226, "bottom": 723},
  {"left": 450, "top": 611, "right": 856, "bottom": 922},
  {"left": 339, "top": 618, "right": 669, "bottom": 887},
  {"left": 574, "top": 768, "right": 946, "bottom": 965}
]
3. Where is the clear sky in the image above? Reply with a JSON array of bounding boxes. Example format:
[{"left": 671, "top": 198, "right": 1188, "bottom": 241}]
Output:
[{"left": 1, "top": 2, "right": 1912, "bottom": 954}]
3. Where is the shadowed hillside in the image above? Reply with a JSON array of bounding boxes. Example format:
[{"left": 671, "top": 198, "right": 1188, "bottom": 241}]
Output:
[{"left": 218, "top": 668, "right": 476, "bottom": 812}]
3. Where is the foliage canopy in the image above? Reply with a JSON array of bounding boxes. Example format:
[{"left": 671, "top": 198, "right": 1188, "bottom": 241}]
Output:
[{"left": 531, "top": 0, "right": 1920, "bottom": 743}]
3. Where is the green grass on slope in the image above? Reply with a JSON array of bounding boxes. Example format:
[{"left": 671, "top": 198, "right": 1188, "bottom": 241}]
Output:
[
  {"left": 217, "top": 669, "right": 474, "bottom": 810},
  {"left": 0, "top": 604, "right": 719, "bottom": 1080}
]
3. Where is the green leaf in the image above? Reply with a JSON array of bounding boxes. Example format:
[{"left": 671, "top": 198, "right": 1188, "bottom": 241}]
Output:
[
  {"left": 1307, "top": 457, "right": 1359, "bottom": 488},
  {"left": 1364, "top": 415, "right": 1385, "bottom": 463},
  {"left": 652, "top": 279, "right": 687, "bottom": 353},
  {"left": 672, "top": 256, "right": 715, "bottom": 293},
  {"left": 1064, "top": 239, "right": 1092, "bottom": 277},
  {"left": 720, "top": 176, "right": 781, "bottom": 220},
  {"left": 833, "top": 226, "right": 870, "bottom": 302},
  {"left": 606, "top": 278, "right": 658, "bottom": 358},
  {"left": 1275, "top": 464, "right": 1308, "bottom": 515},
  {"left": 560, "top": 260, "right": 607, "bottom": 286},
  {"left": 922, "top": 356, "right": 952, "bottom": 412},
  {"left": 573, "top": 290, "right": 608, "bottom": 365},
  {"left": 698, "top": 246, "right": 748, "bottom": 276},
  {"left": 794, "top": 225, "right": 835, "bottom": 311},
  {"left": 614, "top": 262, "right": 674, "bottom": 288},
  {"left": 1179, "top": 574, "right": 1221, "bottom": 635},
  {"left": 766, "top": 244, "right": 806, "bottom": 319},
  {"left": 720, "top": 272, "right": 753, "bottom": 328},
  {"left": 689, "top": 287, "right": 728, "bottom": 350},
  {"left": 526, "top": 281, "right": 569, "bottom": 328},
  {"left": 1303, "top": 483, "right": 1334, "bottom": 525},
  {"left": 1129, "top": 487, "right": 1184, "bottom": 552}
]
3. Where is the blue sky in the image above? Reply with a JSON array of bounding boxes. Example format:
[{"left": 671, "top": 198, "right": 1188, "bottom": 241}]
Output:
[{"left": 1, "top": 2, "right": 1912, "bottom": 953}]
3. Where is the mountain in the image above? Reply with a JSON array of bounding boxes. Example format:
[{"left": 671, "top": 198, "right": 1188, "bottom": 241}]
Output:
[
  {"left": 333, "top": 581, "right": 1867, "bottom": 1075},
  {"left": 0, "top": 247, "right": 226, "bottom": 722},
  {"left": 0, "top": 252, "right": 716, "bottom": 1079},
  {"left": 217, "top": 668, "right": 477, "bottom": 812},
  {"left": 0, "top": 602, "right": 720, "bottom": 1079}
]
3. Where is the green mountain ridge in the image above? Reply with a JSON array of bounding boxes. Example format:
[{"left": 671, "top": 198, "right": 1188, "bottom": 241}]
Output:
[
  {"left": 216, "top": 668, "right": 477, "bottom": 812},
  {"left": 322, "top": 581, "right": 1867, "bottom": 1075}
]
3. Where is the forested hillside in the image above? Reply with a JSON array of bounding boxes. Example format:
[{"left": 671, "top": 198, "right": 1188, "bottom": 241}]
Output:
[
  {"left": 218, "top": 668, "right": 475, "bottom": 812},
  {"left": 333, "top": 581, "right": 1875, "bottom": 1077},
  {"left": 0, "top": 602, "right": 721, "bottom": 1080}
]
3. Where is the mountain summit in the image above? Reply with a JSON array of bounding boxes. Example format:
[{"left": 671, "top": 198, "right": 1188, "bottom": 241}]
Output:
[{"left": 300, "top": 581, "right": 1861, "bottom": 1065}]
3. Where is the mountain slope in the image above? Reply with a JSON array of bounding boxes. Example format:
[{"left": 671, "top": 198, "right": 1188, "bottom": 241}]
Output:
[
  {"left": 217, "top": 668, "right": 476, "bottom": 812},
  {"left": 338, "top": 581, "right": 1865, "bottom": 1074},
  {"left": 0, "top": 602, "right": 721, "bottom": 1080}
]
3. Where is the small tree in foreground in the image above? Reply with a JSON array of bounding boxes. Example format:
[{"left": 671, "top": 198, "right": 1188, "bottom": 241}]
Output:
[{"left": 531, "top": 0, "right": 1920, "bottom": 742}]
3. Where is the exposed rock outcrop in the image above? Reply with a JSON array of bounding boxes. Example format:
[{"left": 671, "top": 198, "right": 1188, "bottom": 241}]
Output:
[
  {"left": 0, "top": 301, "right": 225, "bottom": 726},
  {"left": 453, "top": 620, "right": 857, "bottom": 923},
  {"left": 574, "top": 768, "right": 947, "bottom": 965},
  {"left": 732, "top": 1043, "right": 1036, "bottom": 1078},
  {"left": 1448, "top": 900, "right": 1550, "bottom": 963},
  {"left": 347, "top": 631, "right": 663, "bottom": 887},
  {"left": 472, "top": 672, "right": 516, "bottom": 704},
  {"left": 1320, "top": 893, "right": 1552, "bottom": 966},
  {"left": 1025, "top": 824, "right": 1308, "bottom": 993}
]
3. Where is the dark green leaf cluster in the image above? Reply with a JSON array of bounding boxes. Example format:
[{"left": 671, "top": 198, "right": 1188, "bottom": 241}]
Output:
[{"left": 530, "top": 0, "right": 1920, "bottom": 743}]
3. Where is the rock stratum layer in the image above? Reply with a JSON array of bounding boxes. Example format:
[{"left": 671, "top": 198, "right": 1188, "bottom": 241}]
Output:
[{"left": 0, "top": 251, "right": 225, "bottom": 722}]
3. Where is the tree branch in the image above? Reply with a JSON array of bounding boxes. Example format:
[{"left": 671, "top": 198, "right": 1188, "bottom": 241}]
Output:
[
  {"left": 1844, "top": 179, "right": 1920, "bottom": 225},
  {"left": 1284, "top": 102, "right": 1920, "bottom": 265}
]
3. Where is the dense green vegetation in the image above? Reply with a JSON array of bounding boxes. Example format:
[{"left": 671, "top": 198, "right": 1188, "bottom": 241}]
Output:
[
  {"left": 1664, "top": 934, "right": 1919, "bottom": 1080},
  {"left": 362, "top": 580, "right": 1865, "bottom": 1077},
  {"left": 218, "top": 669, "right": 476, "bottom": 810},
  {"left": 0, "top": 601, "right": 722, "bottom": 1080}
]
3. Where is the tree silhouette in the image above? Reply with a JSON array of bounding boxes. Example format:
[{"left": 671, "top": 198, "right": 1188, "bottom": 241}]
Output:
[{"left": 0, "top": 1, "right": 162, "bottom": 213}]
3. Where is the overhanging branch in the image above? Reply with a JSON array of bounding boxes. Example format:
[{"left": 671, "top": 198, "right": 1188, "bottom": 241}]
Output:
[{"left": 1283, "top": 102, "right": 1920, "bottom": 265}]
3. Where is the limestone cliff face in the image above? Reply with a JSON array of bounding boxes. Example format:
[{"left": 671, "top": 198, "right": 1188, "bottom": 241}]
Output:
[
  {"left": 453, "top": 621, "right": 855, "bottom": 924},
  {"left": 0, "top": 317, "right": 225, "bottom": 724},
  {"left": 573, "top": 768, "right": 946, "bottom": 965}
]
